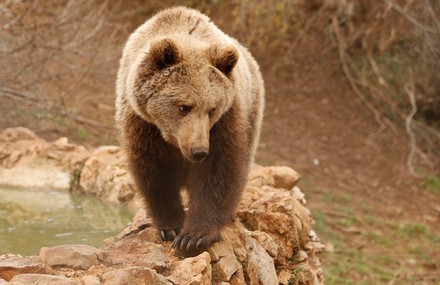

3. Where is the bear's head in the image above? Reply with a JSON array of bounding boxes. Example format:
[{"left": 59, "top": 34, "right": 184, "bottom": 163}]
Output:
[{"left": 131, "top": 37, "right": 239, "bottom": 162}]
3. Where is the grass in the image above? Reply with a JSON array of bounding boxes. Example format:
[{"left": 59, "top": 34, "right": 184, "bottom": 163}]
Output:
[
  {"left": 306, "top": 185, "right": 440, "bottom": 285},
  {"left": 426, "top": 175, "right": 440, "bottom": 195},
  {"left": 76, "top": 128, "right": 88, "bottom": 140}
]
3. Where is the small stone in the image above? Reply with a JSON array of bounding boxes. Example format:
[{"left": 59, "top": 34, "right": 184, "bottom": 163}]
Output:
[
  {"left": 0, "top": 255, "right": 46, "bottom": 281},
  {"left": 292, "top": 186, "right": 307, "bottom": 205},
  {"left": 0, "top": 278, "right": 8, "bottom": 285},
  {"left": 9, "top": 273, "right": 78, "bottom": 285},
  {"left": 81, "top": 275, "right": 100, "bottom": 285},
  {"left": 167, "top": 252, "right": 211, "bottom": 285},
  {"left": 297, "top": 250, "right": 308, "bottom": 262},
  {"left": 277, "top": 269, "right": 293, "bottom": 285},
  {"left": 268, "top": 166, "right": 301, "bottom": 189},
  {"left": 213, "top": 254, "right": 241, "bottom": 282},
  {"left": 207, "top": 241, "right": 234, "bottom": 262},
  {"left": 39, "top": 244, "right": 102, "bottom": 270}
]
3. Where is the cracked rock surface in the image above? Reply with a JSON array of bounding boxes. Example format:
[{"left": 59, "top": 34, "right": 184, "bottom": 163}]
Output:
[{"left": 0, "top": 128, "right": 325, "bottom": 284}]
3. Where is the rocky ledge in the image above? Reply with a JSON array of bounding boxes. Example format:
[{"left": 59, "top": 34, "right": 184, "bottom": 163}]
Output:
[{"left": 0, "top": 128, "right": 324, "bottom": 285}]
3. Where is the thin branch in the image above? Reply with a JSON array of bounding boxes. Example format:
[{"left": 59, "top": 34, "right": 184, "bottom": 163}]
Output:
[
  {"left": 404, "top": 71, "right": 422, "bottom": 178},
  {"left": 332, "top": 16, "right": 391, "bottom": 132},
  {"left": 382, "top": 0, "right": 436, "bottom": 33}
]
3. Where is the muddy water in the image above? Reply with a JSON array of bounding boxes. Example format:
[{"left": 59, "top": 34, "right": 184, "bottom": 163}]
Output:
[{"left": 0, "top": 187, "right": 134, "bottom": 256}]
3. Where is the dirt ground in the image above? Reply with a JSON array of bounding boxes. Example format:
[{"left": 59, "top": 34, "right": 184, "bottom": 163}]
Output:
[{"left": 1, "top": 2, "right": 439, "bottom": 284}]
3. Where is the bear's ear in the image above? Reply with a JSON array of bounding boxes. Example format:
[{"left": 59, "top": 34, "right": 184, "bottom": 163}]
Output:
[
  {"left": 148, "top": 38, "right": 182, "bottom": 70},
  {"left": 209, "top": 45, "right": 239, "bottom": 77}
]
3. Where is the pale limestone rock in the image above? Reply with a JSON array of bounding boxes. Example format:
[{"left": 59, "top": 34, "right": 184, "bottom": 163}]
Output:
[
  {"left": 248, "top": 165, "right": 300, "bottom": 189},
  {"left": 78, "top": 147, "right": 142, "bottom": 209},
  {"left": 81, "top": 275, "right": 100, "bottom": 285},
  {"left": 0, "top": 255, "right": 46, "bottom": 281},
  {"left": 101, "top": 268, "right": 132, "bottom": 285},
  {"left": 9, "top": 273, "right": 78, "bottom": 285},
  {"left": 0, "top": 278, "right": 8, "bottom": 285},
  {"left": 39, "top": 244, "right": 102, "bottom": 270},
  {"left": 208, "top": 241, "right": 235, "bottom": 262},
  {"left": 213, "top": 254, "right": 241, "bottom": 282},
  {"left": 0, "top": 129, "right": 325, "bottom": 285},
  {"left": 221, "top": 223, "right": 247, "bottom": 262},
  {"left": 297, "top": 250, "right": 308, "bottom": 262},
  {"left": 245, "top": 236, "right": 278, "bottom": 285},
  {"left": 277, "top": 269, "right": 293, "bottom": 285},
  {"left": 0, "top": 128, "right": 89, "bottom": 190},
  {"left": 168, "top": 252, "right": 212, "bottom": 285},
  {"left": 249, "top": 231, "right": 285, "bottom": 261},
  {"left": 229, "top": 267, "right": 246, "bottom": 285},
  {"left": 101, "top": 266, "right": 171, "bottom": 285},
  {"left": 268, "top": 166, "right": 301, "bottom": 189},
  {"left": 102, "top": 238, "right": 169, "bottom": 271},
  {"left": 209, "top": 241, "right": 241, "bottom": 282},
  {"left": 292, "top": 186, "right": 307, "bottom": 205}
]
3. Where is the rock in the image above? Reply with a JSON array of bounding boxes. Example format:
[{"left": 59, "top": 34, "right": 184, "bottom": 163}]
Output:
[
  {"left": 0, "top": 127, "right": 89, "bottom": 190},
  {"left": 268, "top": 166, "right": 301, "bottom": 189},
  {"left": 207, "top": 241, "right": 235, "bottom": 262},
  {"left": 245, "top": 236, "right": 278, "bottom": 285},
  {"left": 277, "top": 269, "right": 293, "bottom": 285},
  {"left": 297, "top": 250, "right": 308, "bottom": 262},
  {"left": 9, "top": 273, "right": 78, "bottom": 285},
  {"left": 292, "top": 186, "right": 307, "bottom": 205},
  {"left": 0, "top": 129, "right": 325, "bottom": 285},
  {"left": 208, "top": 241, "right": 241, "bottom": 282},
  {"left": 221, "top": 223, "right": 247, "bottom": 262},
  {"left": 168, "top": 252, "right": 212, "bottom": 285},
  {"left": 0, "top": 278, "right": 7, "bottom": 284},
  {"left": 102, "top": 238, "right": 169, "bottom": 271},
  {"left": 249, "top": 231, "right": 285, "bottom": 261},
  {"left": 78, "top": 147, "right": 142, "bottom": 209},
  {"left": 101, "top": 266, "right": 171, "bottom": 285},
  {"left": 81, "top": 275, "right": 100, "bottom": 285},
  {"left": 101, "top": 268, "right": 133, "bottom": 285},
  {"left": 213, "top": 253, "right": 241, "bottom": 282},
  {"left": 0, "top": 255, "right": 46, "bottom": 281},
  {"left": 229, "top": 267, "right": 246, "bottom": 285},
  {"left": 39, "top": 244, "right": 102, "bottom": 270},
  {"left": 248, "top": 165, "right": 300, "bottom": 189}
]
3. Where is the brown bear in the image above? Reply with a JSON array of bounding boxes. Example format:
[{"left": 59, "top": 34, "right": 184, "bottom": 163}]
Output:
[{"left": 115, "top": 6, "right": 264, "bottom": 256}]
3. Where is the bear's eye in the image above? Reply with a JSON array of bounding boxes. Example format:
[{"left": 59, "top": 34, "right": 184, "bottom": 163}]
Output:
[
  {"left": 179, "top": 105, "right": 192, "bottom": 115},
  {"left": 208, "top": 108, "right": 216, "bottom": 118}
]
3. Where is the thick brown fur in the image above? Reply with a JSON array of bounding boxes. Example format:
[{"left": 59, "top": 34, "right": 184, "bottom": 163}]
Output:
[{"left": 115, "top": 7, "right": 264, "bottom": 256}]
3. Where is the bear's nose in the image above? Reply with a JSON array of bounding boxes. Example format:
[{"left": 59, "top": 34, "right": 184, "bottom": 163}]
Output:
[{"left": 190, "top": 147, "right": 209, "bottom": 161}]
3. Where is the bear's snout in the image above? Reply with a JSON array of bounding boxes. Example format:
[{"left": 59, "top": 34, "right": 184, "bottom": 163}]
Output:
[{"left": 190, "top": 147, "right": 209, "bottom": 161}]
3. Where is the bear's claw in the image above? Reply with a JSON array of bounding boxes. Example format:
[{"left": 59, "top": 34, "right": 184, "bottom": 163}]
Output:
[
  {"left": 172, "top": 230, "right": 219, "bottom": 256},
  {"left": 159, "top": 229, "right": 179, "bottom": 241}
]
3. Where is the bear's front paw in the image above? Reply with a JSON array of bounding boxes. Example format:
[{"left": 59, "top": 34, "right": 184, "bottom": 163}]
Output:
[
  {"left": 158, "top": 228, "right": 181, "bottom": 242},
  {"left": 172, "top": 228, "right": 221, "bottom": 257}
]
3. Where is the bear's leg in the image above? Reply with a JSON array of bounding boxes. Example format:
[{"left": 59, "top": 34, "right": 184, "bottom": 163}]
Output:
[
  {"left": 129, "top": 156, "right": 186, "bottom": 241},
  {"left": 172, "top": 142, "right": 250, "bottom": 256}
]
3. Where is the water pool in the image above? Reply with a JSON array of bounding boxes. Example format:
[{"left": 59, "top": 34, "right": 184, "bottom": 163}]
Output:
[{"left": 0, "top": 187, "right": 134, "bottom": 256}]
